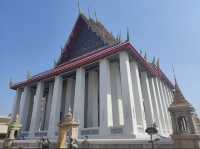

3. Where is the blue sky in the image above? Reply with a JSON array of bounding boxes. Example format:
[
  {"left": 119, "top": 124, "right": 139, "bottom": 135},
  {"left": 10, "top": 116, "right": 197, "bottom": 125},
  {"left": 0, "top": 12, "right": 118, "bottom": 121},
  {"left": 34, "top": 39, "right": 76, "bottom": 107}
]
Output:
[{"left": 0, "top": 0, "right": 200, "bottom": 116}]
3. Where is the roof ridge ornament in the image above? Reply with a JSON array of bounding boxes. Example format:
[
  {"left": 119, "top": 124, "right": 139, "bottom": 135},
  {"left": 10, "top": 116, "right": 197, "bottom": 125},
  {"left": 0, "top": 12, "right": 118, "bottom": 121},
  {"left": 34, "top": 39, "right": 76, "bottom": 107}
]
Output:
[
  {"left": 88, "top": 8, "right": 91, "bottom": 20},
  {"left": 26, "top": 70, "right": 32, "bottom": 80},
  {"left": 94, "top": 10, "right": 98, "bottom": 22},
  {"left": 144, "top": 51, "right": 147, "bottom": 60},
  {"left": 152, "top": 57, "right": 156, "bottom": 65},
  {"left": 9, "top": 77, "right": 13, "bottom": 88},
  {"left": 126, "top": 28, "right": 130, "bottom": 41},
  {"left": 156, "top": 58, "right": 160, "bottom": 68},
  {"left": 77, "top": 0, "right": 81, "bottom": 14},
  {"left": 54, "top": 59, "right": 57, "bottom": 68},
  {"left": 172, "top": 65, "right": 177, "bottom": 86}
]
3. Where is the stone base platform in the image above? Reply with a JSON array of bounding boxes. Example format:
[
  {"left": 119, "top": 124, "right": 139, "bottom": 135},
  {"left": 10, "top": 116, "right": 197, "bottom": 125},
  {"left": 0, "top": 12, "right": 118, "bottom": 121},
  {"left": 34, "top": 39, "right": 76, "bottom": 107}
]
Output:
[{"left": 0, "top": 138, "right": 176, "bottom": 149}]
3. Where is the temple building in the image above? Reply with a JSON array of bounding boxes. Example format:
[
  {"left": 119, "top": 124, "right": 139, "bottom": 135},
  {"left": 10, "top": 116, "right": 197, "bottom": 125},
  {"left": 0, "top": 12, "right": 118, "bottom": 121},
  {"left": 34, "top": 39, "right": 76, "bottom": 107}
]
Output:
[{"left": 10, "top": 13, "right": 181, "bottom": 145}]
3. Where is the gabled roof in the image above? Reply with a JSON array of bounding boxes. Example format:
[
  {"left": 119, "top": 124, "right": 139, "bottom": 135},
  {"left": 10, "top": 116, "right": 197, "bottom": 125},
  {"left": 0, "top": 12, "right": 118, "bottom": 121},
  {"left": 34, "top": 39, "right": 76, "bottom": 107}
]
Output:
[{"left": 57, "top": 13, "right": 117, "bottom": 65}]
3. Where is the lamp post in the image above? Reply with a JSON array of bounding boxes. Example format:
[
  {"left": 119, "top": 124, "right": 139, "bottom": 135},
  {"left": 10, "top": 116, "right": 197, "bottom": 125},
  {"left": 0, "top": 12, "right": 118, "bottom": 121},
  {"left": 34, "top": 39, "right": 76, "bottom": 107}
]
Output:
[
  {"left": 145, "top": 123, "right": 158, "bottom": 149},
  {"left": 57, "top": 109, "right": 79, "bottom": 149}
]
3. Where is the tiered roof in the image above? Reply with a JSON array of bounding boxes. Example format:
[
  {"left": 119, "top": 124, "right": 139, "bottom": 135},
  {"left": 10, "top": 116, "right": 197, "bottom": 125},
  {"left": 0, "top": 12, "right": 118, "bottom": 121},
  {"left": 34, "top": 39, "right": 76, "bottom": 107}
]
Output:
[
  {"left": 10, "top": 13, "right": 174, "bottom": 90},
  {"left": 169, "top": 80, "right": 193, "bottom": 109}
]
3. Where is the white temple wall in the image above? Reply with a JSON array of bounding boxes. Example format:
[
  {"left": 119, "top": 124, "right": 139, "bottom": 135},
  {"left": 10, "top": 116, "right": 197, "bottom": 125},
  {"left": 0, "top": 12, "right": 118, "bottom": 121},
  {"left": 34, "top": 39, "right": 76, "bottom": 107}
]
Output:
[{"left": 13, "top": 51, "right": 176, "bottom": 139}]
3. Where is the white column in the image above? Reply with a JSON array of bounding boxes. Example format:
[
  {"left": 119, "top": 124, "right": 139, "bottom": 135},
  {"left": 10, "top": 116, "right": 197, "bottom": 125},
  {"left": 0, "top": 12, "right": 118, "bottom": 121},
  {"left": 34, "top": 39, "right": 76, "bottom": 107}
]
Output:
[
  {"left": 159, "top": 81, "right": 171, "bottom": 133},
  {"left": 165, "top": 86, "right": 172, "bottom": 105},
  {"left": 157, "top": 78, "right": 168, "bottom": 134},
  {"left": 140, "top": 71, "right": 155, "bottom": 127},
  {"left": 163, "top": 84, "right": 170, "bottom": 107},
  {"left": 148, "top": 77, "right": 163, "bottom": 134},
  {"left": 12, "top": 88, "right": 23, "bottom": 121},
  {"left": 110, "top": 62, "right": 124, "bottom": 126},
  {"left": 87, "top": 70, "right": 99, "bottom": 127},
  {"left": 73, "top": 68, "right": 85, "bottom": 129},
  {"left": 47, "top": 76, "right": 63, "bottom": 138},
  {"left": 162, "top": 83, "right": 172, "bottom": 132},
  {"left": 19, "top": 86, "right": 31, "bottom": 131},
  {"left": 99, "top": 59, "right": 113, "bottom": 135},
  {"left": 29, "top": 82, "right": 44, "bottom": 137},
  {"left": 119, "top": 51, "right": 137, "bottom": 136},
  {"left": 153, "top": 78, "right": 167, "bottom": 134},
  {"left": 130, "top": 60, "right": 146, "bottom": 132}
]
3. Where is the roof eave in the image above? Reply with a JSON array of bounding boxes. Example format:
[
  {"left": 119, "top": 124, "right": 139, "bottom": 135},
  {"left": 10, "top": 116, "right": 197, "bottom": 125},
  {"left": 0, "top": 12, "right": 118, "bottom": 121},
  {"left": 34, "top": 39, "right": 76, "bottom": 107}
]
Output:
[{"left": 11, "top": 42, "right": 174, "bottom": 90}]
